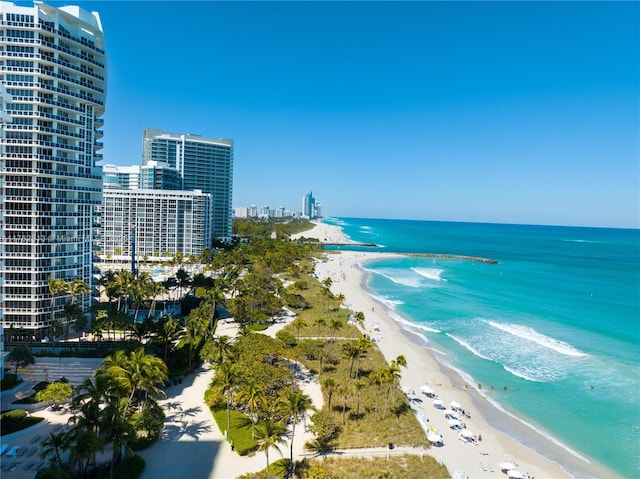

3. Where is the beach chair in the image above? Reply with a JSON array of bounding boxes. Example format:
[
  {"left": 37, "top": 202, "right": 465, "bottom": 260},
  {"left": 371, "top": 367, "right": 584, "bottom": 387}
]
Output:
[
  {"left": 6, "top": 445, "right": 19, "bottom": 457},
  {"left": 0, "top": 443, "right": 8, "bottom": 455}
]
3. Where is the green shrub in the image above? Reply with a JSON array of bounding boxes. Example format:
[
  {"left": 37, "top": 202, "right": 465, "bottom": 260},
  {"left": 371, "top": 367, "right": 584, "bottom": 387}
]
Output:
[
  {"left": 246, "top": 324, "right": 267, "bottom": 332},
  {"left": 34, "top": 467, "right": 72, "bottom": 479},
  {"left": 1, "top": 373, "right": 22, "bottom": 391},
  {"left": 2, "top": 408, "right": 28, "bottom": 420},
  {"left": 276, "top": 330, "right": 297, "bottom": 347},
  {"left": 0, "top": 408, "right": 44, "bottom": 435},
  {"left": 114, "top": 454, "right": 145, "bottom": 479},
  {"left": 132, "top": 399, "right": 165, "bottom": 442}
]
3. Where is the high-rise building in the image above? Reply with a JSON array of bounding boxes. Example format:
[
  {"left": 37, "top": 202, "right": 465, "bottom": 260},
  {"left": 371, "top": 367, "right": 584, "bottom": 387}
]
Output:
[
  {"left": 139, "top": 161, "right": 181, "bottom": 190},
  {"left": 0, "top": 1, "right": 106, "bottom": 331},
  {"left": 142, "top": 129, "right": 233, "bottom": 242},
  {"left": 103, "top": 164, "right": 139, "bottom": 190},
  {"left": 98, "top": 189, "right": 212, "bottom": 263},
  {"left": 302, "top": 190, "right": 317, "bottom": 219}
]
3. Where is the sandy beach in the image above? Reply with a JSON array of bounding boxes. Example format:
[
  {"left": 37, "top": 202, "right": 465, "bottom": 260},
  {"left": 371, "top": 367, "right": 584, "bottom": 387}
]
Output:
[{"left": 303, "top": 220, "right": 619, "bottom": 479}]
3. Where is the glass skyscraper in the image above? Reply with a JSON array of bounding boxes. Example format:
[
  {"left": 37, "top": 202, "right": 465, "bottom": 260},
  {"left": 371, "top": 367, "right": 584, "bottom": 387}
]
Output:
[{"left": 143, "top": 129, "right": 233, "bottom": 242}]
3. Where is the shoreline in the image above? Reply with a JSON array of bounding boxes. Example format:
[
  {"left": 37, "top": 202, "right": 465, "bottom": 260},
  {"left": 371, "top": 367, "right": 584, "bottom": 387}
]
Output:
[{"left": 305, "top": 220, "right": 619, "bottom": 479}]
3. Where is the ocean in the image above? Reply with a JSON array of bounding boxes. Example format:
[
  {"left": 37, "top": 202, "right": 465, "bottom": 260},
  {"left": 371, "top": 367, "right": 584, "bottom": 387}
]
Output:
[{"left": 324, "top": 217, "right": 639, "bottom": 478}]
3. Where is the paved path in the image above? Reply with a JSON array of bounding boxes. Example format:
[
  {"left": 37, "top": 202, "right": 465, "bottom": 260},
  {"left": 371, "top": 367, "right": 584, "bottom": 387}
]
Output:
[{"left": 139, "top": 361, "right": 322, "bottom": 479}]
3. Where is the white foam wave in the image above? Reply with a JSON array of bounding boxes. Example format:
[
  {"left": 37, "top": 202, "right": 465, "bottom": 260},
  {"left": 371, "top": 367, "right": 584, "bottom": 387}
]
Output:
[
  {"left": 563, "top": 239, "right": 600, "bottom": 244},
  {"left": 411, "top": 267, "right": 447, "bottom": 282},
  {"left": 368, "top": 293, "right": 404, "bottom": 309},
  {"left": 486, "top": 320, "right": 588, "bottom": 358},
  {"left": 389, "top": 310, "right": 441, "bottom": 333},
  {"left": 366, "top": 268, "right": 423, "bottom": 288},
  {"left": 502, "top": 365, "right": 540, "bottom": 382},
  {"left": 446, "top": 333, "right": 493, "bottom": 361}
]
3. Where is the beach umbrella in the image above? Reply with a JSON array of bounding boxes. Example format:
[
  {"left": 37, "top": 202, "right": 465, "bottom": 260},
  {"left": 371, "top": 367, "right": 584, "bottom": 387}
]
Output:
[
  {"left": 450, "top": 400, "right": 462, "bottom": 410},
  {"left": 427, "top": 432, "right": 443, "bottom": 444},
  {"left": 500, "top": 462, "right": 517, "bottom": 471},
  {"left": 507, "top": 470, "right": 526, "bottom": 479}
]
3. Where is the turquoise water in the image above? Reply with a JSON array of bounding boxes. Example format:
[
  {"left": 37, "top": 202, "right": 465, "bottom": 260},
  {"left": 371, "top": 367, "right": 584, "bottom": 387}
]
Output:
[{"left": 325, "top": 217, "right": 639, "bottom": 478}]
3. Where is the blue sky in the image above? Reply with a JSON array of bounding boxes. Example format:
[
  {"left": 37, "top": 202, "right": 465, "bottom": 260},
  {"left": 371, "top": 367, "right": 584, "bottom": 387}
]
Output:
[{"left": 47, "top": 1, "right": 639, "bottom": 228}]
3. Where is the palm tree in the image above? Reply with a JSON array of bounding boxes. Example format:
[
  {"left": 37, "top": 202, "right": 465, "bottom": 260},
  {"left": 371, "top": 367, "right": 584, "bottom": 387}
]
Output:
[
  {"left": 255, "top": 419, "right": 287, "bottom": 478},
  {"left": 202, "top": 335, "right": 235, "bottom": 366},
  {"left": 390, "top": 355, "right": 407, "bottom": 402},
  {"left": 41, "top": 430, "right": 70, "bottom": 468},
  {"left": 71, "top": 375, "right": 110, "bottom": 434},
  {"left": 48, "top": 276, "right": 69, "bottom": 330},
  {"left": 290, "top": 316, "right": 307, "bottom": 341},
  {"left": 99, "top": 347, "right": 168, "bottom": 414},
  {"left": 314, "top": 317, "right": 326, "bottom": 337},
  {"left": 236, "top": 379, "right": 267, "bottom": 438},
  {"left": 146, "top": 280, "right": 166, "bottom": 319},
  {"left": 354, "top": 336, "right": 371, "bottom": 380},
  {"left": 175, "top": 268, "right": 192, "bottom": 298},
  {"left": 329, "top": 319, "right": 343, "bottom": 351},
  {"left": 369, "top": 368, "right": 391, "bottom": 421},
  {"left": 279, "top": 388, "right": 313, "bottom": 473},
  {"left": 113, "top": 270, "right": 136, "bottom": 312},
  {"left": 320, "top": 287, "right": 333, "bottom": 313},
  {"left": 334, "top": 293, "right": 346, "bottom": 317},
  {"left": 99, "top": 270, "right": 118, "bottom": 309},
  {"left": 68, "top": 429, "right": 103, "bottom": 477},
  {"left": 354, "top": 311, "right": 366, "bottom": 331},
  {"left": 381, "top": 367, "right": 395, "bottom": 419},
  {"left": 338, "top": 384, "right": 351, "bottom": 425},
  {"left": 354, "top": 380, "right": 366, "bottom": 420},
  {"left": 185, "top": 319, "right": 201, "bottom": 369},
  {"left": 212, "top": 363, "right": 237, "bottom": 436},
  {"left": 68, "top": 278, "right": 91, "bottom": 305},
  {"left": 341, "top": 341, "right": 361, "bottom": 379},
  {"left": 103, "top": 400, "right": 134, "bottom": 479},
  {"left": 63, "top": 300, "right": 82, "bottom": 340},
  {"left": 158, "top": 315, "right": 181, "bottom": 364},
  {"left": 322, "top": 377, "right": 337, "bottom": 412}
]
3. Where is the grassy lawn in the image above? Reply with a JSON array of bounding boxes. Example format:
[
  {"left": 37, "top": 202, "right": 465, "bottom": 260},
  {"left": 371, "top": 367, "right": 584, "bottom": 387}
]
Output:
[
  {"left": 0, "top": 409, "right": 45, "bottom": 435},
  {"left": 237, "top": 456, "right": 449, "bottom": 479},
  {"left": 303, "top": 455, "right": 449, "bottom": 479},
  {"left": 211, "top": 407, "right": 258, "bottom": 456}
]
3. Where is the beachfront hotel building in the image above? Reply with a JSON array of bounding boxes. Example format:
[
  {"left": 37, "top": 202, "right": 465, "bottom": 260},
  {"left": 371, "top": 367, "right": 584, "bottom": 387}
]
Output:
[
  {"left": 98, "top": 188, "right": 212, "bottom": 263},
  {"left": 142, "top": 129, "right": 233, "bottom": 243},
  {"left": 0, "top": 1, "right": 106, "bottom": 331}
]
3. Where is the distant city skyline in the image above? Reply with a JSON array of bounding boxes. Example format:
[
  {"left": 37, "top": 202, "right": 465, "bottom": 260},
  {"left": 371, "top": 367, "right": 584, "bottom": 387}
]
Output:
[
  {"left": 233, "top": 189, "right": 321, "bottom": 219},
  {"left": 52, "top": 1, "right": 639, "bottom": 228}
]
